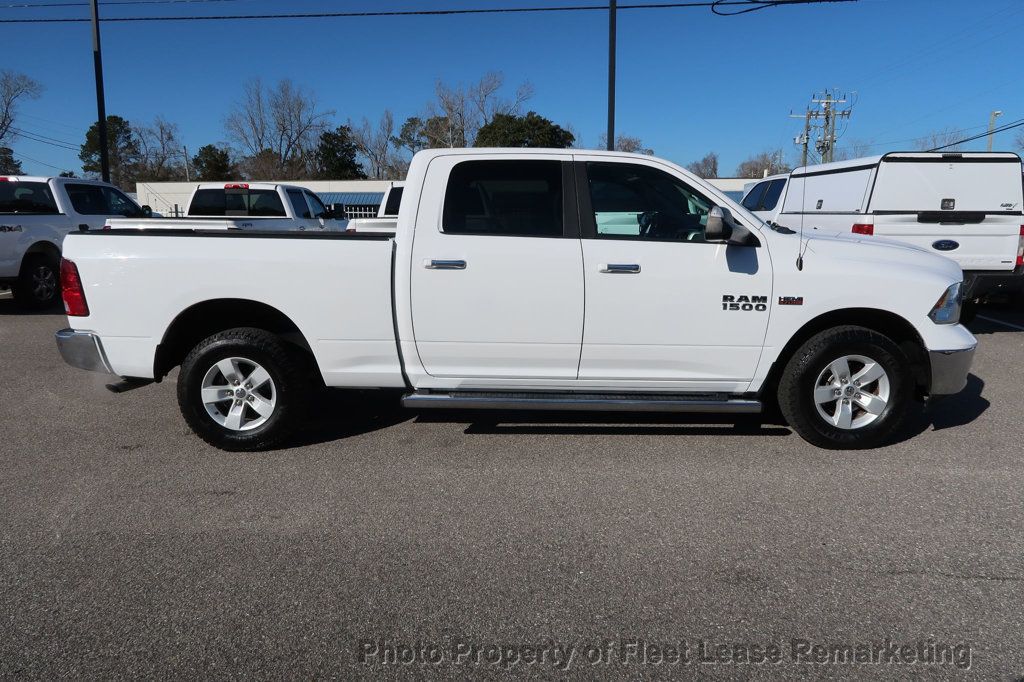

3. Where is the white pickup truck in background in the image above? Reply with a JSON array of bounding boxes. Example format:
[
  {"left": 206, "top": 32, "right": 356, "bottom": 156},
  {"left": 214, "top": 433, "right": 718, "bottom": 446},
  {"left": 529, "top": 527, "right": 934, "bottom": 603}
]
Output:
[
  {"left": 0, "top": 175, "right": 150, "bottom": 308},
  {"left": 56, "top": 148, "right": 976, "bottom": 452},
  {"left": 107, "top": 182, "right": 347, "bottom": 232},
  {"left": 742, "top": 152, "right": 1024, "bottom": 310},
  {"left": 342, "top": 182, "right": 404, "bottom": 233}
]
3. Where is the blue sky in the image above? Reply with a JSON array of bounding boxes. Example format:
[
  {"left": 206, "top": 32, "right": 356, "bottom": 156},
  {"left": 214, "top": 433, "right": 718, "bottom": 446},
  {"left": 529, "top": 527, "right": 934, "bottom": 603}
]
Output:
[{"left": 3, "top": 0, "right": 1023, "bottom": 177}]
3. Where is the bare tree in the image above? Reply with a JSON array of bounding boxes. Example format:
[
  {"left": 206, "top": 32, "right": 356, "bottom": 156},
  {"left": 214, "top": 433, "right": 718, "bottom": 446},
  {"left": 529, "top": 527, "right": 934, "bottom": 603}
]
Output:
[
  {"left": 225, "top": 78, "right": 333, "bottom": 178},
  {"left": 134, "top": 116, "right": 186, "bottom": 181},
  {"left": 395, "top": 72, "right": 534, "bottom": 158},
  {"left": 351, "top": 110, "right": 403, "bottom": 179},
  {"left": 735, "top": 150, "right": 791, "bottom": 179},
  {"left": 0, "top": 70, "right": 43, "bottom": 144},
  {"left": 596, "top": 133, "right": 653, "bottom": 155},
  {"left": 686, "top": 152, "right": 719, "bottom": 178},
  {"left": 914, "top": 127, "right": 963, "bottom": 152},
  {"left": 833, "top": 138, "right": 875, "bottom": 162}
]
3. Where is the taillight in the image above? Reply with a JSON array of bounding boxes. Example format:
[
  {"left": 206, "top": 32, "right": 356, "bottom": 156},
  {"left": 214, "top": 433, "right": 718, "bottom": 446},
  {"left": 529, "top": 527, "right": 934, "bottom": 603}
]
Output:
[
  {"left": 60, "top": 258, "right": 89, "bottom": 317},
  {"left": 852, "top": 223, "right": 874, "bottom": 236},
  {"left": 1017, "top": 225, "right": 1024, "bottom": 268}
]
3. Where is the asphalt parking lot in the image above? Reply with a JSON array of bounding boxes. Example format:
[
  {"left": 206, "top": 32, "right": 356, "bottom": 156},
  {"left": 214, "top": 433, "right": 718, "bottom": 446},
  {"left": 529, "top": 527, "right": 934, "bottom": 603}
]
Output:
[{"left": 2, "top": 299, "right": 1023, "bottom": 678}]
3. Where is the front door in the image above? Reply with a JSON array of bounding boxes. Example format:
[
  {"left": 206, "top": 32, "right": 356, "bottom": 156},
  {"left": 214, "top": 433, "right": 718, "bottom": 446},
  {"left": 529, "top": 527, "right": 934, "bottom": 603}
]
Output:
[
  {"left": 575, "top": 158, "right": 773, "bottom": 392},
  {"left": 409, "top": 155, "right": 584, "bottom": 379}
]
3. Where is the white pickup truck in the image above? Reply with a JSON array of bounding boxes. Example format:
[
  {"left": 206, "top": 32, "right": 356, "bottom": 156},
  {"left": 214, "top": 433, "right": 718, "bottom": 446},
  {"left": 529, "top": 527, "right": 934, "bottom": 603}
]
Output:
[
  {"left": 108, "top": 182, "right": 347, "bottom": 232},
  {"left": 742, "top": 152, "right": 1024, "bottom": 309},
  {"left": 1, "top": 175, "right": 150, "bottom": 308},
  {"left": 343, "top": 182, "right": 404, "bottom": 233},
  {"left": 55, "top": 148, "right": 976, "bottom": 451}
]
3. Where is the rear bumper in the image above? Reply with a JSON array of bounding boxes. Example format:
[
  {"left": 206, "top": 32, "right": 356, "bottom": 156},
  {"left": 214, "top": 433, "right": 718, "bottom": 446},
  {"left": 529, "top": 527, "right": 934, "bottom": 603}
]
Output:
[
  {"left": 963, "top": 267, "right": 1024, "bottom": 299},
  {"left": 55, "top": 328, "right": 115, "bottom": 374},
  {"left": 929, "top": 345, "right": 976, "bottom": 395}
]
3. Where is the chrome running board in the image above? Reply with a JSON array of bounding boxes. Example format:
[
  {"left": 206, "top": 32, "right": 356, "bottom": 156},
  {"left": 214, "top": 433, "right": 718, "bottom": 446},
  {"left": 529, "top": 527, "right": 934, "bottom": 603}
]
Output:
[{"left": 401, "top": 391, "right": 762, "bottom": 414}]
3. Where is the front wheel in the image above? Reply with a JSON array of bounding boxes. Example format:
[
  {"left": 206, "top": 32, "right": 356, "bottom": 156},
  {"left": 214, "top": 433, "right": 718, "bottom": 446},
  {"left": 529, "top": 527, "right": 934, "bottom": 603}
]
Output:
[
  {"left": 777, "top": 326, "right": 912, "bottom": 449},
  {"left": 177, "top": 327, "right": 308, "bottom": 451}
]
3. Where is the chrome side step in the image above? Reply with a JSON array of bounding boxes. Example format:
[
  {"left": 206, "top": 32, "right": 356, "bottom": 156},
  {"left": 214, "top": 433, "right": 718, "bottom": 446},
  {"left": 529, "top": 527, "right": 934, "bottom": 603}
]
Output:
[{"left": 401, "top": 391, "right": 762, "bottom": 414}]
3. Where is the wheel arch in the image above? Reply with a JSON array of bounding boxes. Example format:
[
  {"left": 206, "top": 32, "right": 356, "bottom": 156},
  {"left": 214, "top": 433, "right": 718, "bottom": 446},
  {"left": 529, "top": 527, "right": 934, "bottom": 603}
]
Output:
[
  {"left": 761, "top": 308, "right": 931, "bottom": 403},
  {"left": 154, "top": 299, "right": 315, "bottom": 380},
  {"left": 20, "top": 240, "right": 61, "bottom": 270}
]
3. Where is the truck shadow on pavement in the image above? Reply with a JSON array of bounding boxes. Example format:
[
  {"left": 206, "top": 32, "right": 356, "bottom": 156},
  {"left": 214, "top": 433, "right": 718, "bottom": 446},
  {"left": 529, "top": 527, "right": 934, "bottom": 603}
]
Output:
[
  {"left": 0, "top": 297, "right": 63, "bottom": 316},
  {"left": 295, "top": 374, "right": 988, "bottom": 448}
]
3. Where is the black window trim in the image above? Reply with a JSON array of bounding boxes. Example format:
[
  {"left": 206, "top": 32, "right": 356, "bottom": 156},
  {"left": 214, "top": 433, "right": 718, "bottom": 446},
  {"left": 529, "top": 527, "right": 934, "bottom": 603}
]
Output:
[
  {"left": 439, "top": 159, "right": 579, "bottom": 239},
  {"left": 575, "top": 159, "right": 747, "bottom": 245}
]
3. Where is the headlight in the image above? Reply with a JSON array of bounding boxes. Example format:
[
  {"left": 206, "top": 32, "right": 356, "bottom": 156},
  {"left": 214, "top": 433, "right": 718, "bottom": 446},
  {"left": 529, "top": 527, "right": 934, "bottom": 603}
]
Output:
[{"left": 928, "top": 282, "right": 963, "bottom": 325}]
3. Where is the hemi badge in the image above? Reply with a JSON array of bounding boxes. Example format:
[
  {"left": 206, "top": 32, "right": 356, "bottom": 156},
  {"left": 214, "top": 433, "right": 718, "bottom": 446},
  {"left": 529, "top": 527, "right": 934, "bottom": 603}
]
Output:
[{"left": 779, "top": 296, "right": 804, "bottom": 306}]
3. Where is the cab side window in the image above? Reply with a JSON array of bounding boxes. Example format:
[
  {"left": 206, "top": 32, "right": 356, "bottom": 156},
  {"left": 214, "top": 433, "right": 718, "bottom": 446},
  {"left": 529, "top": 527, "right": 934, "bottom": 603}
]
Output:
[
  {"left": 760, "top": 179, "right": 786, "bottom": 211},
  {"left": 586, "top": 162, "right": 712, "bottom": 242}
]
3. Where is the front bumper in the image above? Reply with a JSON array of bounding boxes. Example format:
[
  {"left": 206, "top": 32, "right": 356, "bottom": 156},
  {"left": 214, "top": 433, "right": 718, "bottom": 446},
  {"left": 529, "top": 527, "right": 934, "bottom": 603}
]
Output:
[
  {"left": 929, "top": 345, "right": 976, "bottom": 395},
  {"left": 55, "top": 328, "right": 115, "bottom": 374}
]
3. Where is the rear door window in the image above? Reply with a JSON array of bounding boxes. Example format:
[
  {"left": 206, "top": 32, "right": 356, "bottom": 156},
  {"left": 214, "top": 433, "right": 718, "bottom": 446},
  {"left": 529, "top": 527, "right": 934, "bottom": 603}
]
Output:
[
  {"left": 0, "top": 181, "right": 59, "bottom": 214},
  {"left": 760, "top": 179, "right": 786, "bottom": 211},
  {"left": 442, "top": 160, "right": 563, "bottom": 237},
  {"left": 286, "top": 189, "right": 311, "bottom": 218},
  {"left": 382, "top": 186, "right": 404, "bottom": 216},
  {"left": 742, "top": 182, "right": 768, "bottom": 211}
]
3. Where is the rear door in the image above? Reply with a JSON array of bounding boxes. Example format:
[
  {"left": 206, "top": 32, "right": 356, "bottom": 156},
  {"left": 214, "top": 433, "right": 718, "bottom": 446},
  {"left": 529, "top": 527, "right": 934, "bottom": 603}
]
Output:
[
  {"left": 64, "top": 182, "right": 144, "bottom": 230},
  {"left": 409, "top": 154, "right": 584, "bottom": 379},
  {"left": 868, "top": 154, "right": 1023, "bottom": 271}
]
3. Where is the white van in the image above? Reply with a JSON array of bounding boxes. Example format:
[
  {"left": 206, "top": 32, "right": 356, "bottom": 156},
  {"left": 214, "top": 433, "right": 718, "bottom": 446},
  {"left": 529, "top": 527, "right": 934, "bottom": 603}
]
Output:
[{"left": 742, "top": 153, "right": 1024, "bottom": 306}]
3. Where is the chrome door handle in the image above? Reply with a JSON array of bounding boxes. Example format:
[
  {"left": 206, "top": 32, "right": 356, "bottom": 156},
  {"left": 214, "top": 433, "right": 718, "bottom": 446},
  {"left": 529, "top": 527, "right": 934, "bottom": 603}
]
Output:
[
  {"left": 600, "top": 263, "right": 641, "bottom": 274},
  {"left": 425, "top": 259, "right": 467, "bottom": 270}
]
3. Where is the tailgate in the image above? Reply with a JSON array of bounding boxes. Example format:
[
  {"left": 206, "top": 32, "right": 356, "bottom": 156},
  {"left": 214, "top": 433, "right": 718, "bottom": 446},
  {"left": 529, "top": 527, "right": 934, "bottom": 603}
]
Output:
[
  {"left": 871, "top": 213, "right": 1021, "bottom": 271},
  {"left": 869, "top": 154, "right": 1023, "bottom": 271}
]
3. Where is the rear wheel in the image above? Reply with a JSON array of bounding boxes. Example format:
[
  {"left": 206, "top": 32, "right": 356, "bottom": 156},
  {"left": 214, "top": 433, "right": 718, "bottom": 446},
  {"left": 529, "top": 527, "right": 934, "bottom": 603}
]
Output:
[
  {"left": 778, "top": 326, "right": 912, "bottom": 449},
  {"left": 12, "top": 254, "right": 60, "bottom": 309},
  {"left": 177, "top": 327, "right": 308, "bottom": 451}
]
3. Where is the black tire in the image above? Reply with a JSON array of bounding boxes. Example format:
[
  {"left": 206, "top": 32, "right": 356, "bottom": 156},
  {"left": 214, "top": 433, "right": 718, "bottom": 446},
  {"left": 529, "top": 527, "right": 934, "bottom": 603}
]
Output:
[
  {"left": 959, "top": 301, "right": 978, "bottom": 325},
  {"left": 777, "top": 326, "right": 912, "bottom": 450},
  {"left": 177, "top": 327, "right": 308, "bottom": 451},
  {"left": 12, "top": 253, "right": 60, "bottom": 310}
]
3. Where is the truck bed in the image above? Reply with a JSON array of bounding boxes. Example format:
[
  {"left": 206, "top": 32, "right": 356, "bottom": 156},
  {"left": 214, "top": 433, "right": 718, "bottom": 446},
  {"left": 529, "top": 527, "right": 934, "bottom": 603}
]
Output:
[{"left": 61, "top": 229, "right": 404, "bottom": 387}]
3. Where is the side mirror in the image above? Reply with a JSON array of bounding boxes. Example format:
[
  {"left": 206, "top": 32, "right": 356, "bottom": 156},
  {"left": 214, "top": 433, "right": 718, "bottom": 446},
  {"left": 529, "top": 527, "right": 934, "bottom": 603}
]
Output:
[
  {"left": 706, "top": 205, "right": 761, "bottom": 247},
  {"left": 141, "top": 205, "right": 153, "bottom": 218},
  {"left": 705, "top": 206, "right": 733, "bottom": 242}
]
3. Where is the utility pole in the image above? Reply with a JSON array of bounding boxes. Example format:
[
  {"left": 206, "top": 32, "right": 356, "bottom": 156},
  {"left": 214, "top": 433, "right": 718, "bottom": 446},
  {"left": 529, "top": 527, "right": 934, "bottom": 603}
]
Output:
[
  {"left": 90, "top": 0, "right": 110, "bottom": 183},
  {"left": 791, "top": 90, "right": 852, "bottom": 166},
  {"left": 987, "top": 110, "right": 1003, "bottom": 152},
  {"left": 790, "top": 110, "right": 811, "bottom": 167},
  {"left": 606, "top": 0, "right": 617, "bottom": 151},
  {"left": 182, "top": 145, "right": 191, "bottom": 182}
]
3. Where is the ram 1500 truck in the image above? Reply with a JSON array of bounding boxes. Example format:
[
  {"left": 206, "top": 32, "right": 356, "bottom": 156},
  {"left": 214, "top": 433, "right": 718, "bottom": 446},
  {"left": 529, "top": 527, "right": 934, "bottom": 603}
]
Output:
[
  {"left": 55, "top": 148, "right": 977, "bottom": 451},
  {"left": 107, "top": 182, "right": 346, "bottom": 232},
  {"left": 0, "top": 176, "right": 151, "bottom": 308}
]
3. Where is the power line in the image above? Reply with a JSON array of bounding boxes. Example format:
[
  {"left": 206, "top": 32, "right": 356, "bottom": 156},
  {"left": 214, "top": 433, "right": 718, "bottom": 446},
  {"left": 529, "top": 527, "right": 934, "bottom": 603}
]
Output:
[
  {"left": 9, "top": 150, "right": 69, "bottom": 171},
  {"left": 929, "top": 118, "right": 1024, "bottom": 151},
  {"left": 10, "top": 126, "right": 78, "bottom": 148},
  {"left": 0, "top": 0, "right": 857, "bottom": 22},
  {"left": 9, "top": 127, "right": 80, "bottom": 151},
  {"left": 2, "top": 0, "right": 250, "bottom": 8}
]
